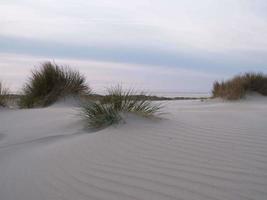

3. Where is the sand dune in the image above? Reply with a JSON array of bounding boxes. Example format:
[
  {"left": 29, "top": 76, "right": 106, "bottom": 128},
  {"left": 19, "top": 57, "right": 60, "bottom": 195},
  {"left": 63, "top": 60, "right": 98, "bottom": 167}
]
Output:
[{"left": 1, "top": 97, "right": 267, "bottom": 200}]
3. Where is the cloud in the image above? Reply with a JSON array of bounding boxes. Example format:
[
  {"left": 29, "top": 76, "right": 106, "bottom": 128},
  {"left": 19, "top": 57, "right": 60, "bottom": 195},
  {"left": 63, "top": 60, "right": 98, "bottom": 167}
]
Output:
[
  {"left": 0, "top": 0, "right": 267, "bottom": 92},
  {"left": 1, "top": 35, "right": 267, "bottom": 74},
  {"left": 0, "top": 53, "right": 219, "bottom": 93},
  {"left": 1, "top": 0, "right": 267, "bottom": 52}
]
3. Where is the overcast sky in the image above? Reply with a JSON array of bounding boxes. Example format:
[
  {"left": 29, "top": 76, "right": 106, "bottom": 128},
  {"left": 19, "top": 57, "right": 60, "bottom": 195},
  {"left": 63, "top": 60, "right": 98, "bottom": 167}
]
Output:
[{"left": 1, "top": 0, "right": 267, "bottom": 93}]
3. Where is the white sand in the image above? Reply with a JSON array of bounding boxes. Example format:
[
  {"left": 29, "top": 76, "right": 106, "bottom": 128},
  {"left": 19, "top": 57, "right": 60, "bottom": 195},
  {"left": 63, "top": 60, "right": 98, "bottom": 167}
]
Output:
[{"left": 1, "top": 97, "right": 267, "bottom": 200}]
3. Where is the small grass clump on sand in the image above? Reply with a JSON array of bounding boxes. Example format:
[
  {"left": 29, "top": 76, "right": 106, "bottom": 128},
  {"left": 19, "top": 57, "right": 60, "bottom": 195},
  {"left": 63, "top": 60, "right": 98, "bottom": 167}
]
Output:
[
  {"left": 19, "top": 62, "right": 90, "bottom": 108},
  {"left": 82, "top": 102, "right": 122, "bottom": 128},
  {"left": 0, "top": 81, "right": 9, "bottom": 107},
  {"left": 82, "top": 86, "right": 162, "bottom": 128},
  {"left": 212, "top": 72, "right": 267, "bottom": 100}
]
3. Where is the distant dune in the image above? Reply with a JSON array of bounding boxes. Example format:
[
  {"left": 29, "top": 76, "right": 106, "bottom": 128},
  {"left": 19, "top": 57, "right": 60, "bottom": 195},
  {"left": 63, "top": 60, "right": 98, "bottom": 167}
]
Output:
[{"left": 1, "top": 96, "right": 267, "bottom": 200}]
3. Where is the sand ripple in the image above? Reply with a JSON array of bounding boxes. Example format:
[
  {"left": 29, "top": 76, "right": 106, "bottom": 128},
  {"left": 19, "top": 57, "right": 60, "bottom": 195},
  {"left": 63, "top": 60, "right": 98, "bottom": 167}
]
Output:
[{"left": 0, "top": 99, "right": 267, "bottom": 200}]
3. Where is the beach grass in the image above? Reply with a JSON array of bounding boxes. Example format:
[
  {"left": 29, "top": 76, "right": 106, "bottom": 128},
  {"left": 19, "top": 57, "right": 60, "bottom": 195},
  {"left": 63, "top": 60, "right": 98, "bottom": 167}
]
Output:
[
  {"left": 212, "top": 72, "right": 267, "bottom": 100},
  {"left": 0, "top": 81, "right": 9, "bottom": 107},
  {"left": 82, "top": 86, "right": 162, "bottom": 128},
  {"left": 19, "top": 62, "right": 90, "bottom": 108}
]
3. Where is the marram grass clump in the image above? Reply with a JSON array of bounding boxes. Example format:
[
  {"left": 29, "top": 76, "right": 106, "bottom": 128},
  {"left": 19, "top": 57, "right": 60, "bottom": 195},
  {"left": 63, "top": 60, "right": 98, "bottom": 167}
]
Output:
[
  {"left": 212, "top": 72, "right": 267, "bottom": 100},
  {"left": 0, "top": 81, "right": 9, "bottom": 107},
  {"left": 82, "top": 102, "right": 122, "bottom": 128},
  {"left": 19, "top": 62, "right": 90, "bottom": 108},
  {"left": 82, "top": 86, "right": 162, "bottom": 128}
]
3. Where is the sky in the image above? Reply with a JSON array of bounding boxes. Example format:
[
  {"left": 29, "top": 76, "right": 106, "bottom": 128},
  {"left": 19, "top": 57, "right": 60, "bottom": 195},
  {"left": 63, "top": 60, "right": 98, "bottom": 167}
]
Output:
[{"left": 1, "top": 0, "right": 267, "bottom": 94}]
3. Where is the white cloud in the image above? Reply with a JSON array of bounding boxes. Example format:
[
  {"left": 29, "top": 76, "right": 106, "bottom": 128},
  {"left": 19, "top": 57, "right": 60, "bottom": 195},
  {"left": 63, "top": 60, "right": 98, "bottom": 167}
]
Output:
[{"left": 1, "top": 0, "right": 267, "bottom": 52}]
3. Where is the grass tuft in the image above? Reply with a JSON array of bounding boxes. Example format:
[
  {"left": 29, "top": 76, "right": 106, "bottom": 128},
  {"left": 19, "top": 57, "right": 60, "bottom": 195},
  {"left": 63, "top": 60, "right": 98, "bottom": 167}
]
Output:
[
  {"left": 0, "top": 81, "right": 9, "bottom": 107},
  {"left": 82, "top": 102, "right": 122, "bottom": 128},
  {"left": 19, "top": 62, "right": 90, "bottom": 108},
  {"left": 82, "top": 86, "right": 162, "bottom": 128},
  {"left": 212, "top": 72, "right": 267, "bottom": 100}
]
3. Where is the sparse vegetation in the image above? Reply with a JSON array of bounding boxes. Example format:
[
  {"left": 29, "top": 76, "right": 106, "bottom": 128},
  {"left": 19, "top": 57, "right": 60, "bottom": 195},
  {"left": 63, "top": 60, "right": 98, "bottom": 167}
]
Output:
[
  {"left": 19, "top": 62, "right": 90, "bottom": 108},
  {"left": 212, "top": 72, "right": 267, "bottom": 100},
  {"left": 82, "top": 102, "right": 122, "bottom": 128},
  {"left": 0, "top": 81, "right": 9, "bottom": 107},
  {"left": 82, "top": 86, "right": 162, "bottom": 128}
]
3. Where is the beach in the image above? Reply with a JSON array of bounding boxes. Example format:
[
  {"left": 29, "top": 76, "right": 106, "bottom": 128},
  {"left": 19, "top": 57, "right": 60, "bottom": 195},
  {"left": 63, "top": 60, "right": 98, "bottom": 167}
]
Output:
[
  {"left": 1, "top": 0, "right": 267, "bottom": 199},
  {"left": 1, "top": 96, "right": 267, "bottom": 200}
]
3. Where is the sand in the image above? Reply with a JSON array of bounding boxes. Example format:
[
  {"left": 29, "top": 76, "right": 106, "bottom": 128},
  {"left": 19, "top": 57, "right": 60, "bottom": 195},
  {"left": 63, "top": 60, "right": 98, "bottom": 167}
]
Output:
[{"left": 0, "top": 96, "right": 267, "bottom": 200}]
